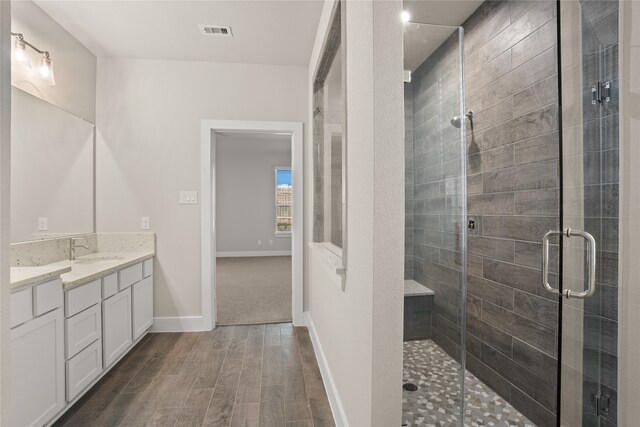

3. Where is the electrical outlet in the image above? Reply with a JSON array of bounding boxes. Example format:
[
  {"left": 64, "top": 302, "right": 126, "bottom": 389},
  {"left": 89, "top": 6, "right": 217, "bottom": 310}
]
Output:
[
  {"left": 141, "top": 217, "right": 150, "bottom": 230},
  {"left": 37, "top": 217, "right": 48, "bottom": 231},
  {"left": 179, "top": 191, "right": 198, "bottom": 204},
  {"left": 257, "top": 240, "right": 262, "bottom": 245}
]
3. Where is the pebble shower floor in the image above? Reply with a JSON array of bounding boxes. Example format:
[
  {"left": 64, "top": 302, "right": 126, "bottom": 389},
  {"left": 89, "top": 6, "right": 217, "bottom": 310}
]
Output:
[{"left": 402, "top": 340, "right": 536, "bottom": 427}]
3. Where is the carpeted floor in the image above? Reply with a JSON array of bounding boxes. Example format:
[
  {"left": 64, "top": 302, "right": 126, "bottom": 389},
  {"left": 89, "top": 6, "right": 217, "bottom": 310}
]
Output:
[{"left": 216, "top": 256, "right": 292, "bottom": 325}]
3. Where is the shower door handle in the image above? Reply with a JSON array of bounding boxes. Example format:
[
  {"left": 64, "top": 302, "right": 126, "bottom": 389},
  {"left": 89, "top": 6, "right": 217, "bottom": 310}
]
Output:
[
  {"left": 542, "top": 228, "right": 597, "bottom": 299},
  {"left": 563, "top": 228, "right": 597, "bottom": 299},
  {"left": 542, "top": 230, "right": 562, "bottom": 295}
]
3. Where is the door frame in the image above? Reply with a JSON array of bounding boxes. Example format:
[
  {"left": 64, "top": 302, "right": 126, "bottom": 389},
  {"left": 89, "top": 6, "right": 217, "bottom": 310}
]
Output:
[{"left": 200, "top": 119, "right": 304, "bottom": 330}]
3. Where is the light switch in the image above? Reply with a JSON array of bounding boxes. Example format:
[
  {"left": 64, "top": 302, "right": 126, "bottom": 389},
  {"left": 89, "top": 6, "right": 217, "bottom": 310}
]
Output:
[
  {"left": 38, "top": 217, "right": 48, "bottom": 231},
  {"left": 141, "top": 217, "right": 150, "bottom": 230},
  {"left": 179, "top": 191, "right": 198, "bottom": 204}
]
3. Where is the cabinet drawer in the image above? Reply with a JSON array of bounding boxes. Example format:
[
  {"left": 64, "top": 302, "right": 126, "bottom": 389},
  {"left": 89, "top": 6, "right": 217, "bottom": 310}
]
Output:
[
  {"left": 65, "top": 279, "right": 101, "bottom": 318},
  {"left": 102, "top": 273, "right": 118, "bottom": 299},
  {"left": 118, "top": 263, "right": 143, "bottom": 290},
  {"left": 143, "top": 258, "right": 153, "bottom": 278},
  {"left": 66, "top": 339, "right": 102, "bottom": 402},
  {"left": 11, "top": 287, "right": 33, "bottom": 328},
  {"left": 65, "top": 304, "right": 101, "bottom": 359},
  {"left": 33, "top": 279, "right": 63, "bottom": 317}
]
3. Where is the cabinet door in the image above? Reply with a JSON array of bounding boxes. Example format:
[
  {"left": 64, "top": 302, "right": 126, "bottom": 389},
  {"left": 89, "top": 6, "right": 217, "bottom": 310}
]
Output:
[
  {"left": 132, "top": 276, "right": 153, "bottom": 341},
  {"left": 102, "top": 288, "right": 132, "bottom": 368},
  {"left": 11, "top": 309, "right": 65, "bottom": 427}
]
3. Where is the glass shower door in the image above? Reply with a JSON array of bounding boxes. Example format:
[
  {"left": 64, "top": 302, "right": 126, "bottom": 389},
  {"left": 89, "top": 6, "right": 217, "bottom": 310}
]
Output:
[
  {"left": 402, "top": 22, "right": 468, "bottom": 426},
  {"left": 556, "top": 1, "right": 619, "bottom": 426}
]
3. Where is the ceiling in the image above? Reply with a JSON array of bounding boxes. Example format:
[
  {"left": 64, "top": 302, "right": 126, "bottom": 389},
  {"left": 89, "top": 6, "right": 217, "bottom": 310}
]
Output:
[
  {"left": 33, "top": 0, "right": 324, "bottom": 66},
  {"left": 404, "top": 23, "right": 458, "bottom": 72},
  {"left": 403, "top": 0, "right": 484, "bottom": 27},
  {"left": 403, "top": 0, "right": 483, "bottom": 72}
]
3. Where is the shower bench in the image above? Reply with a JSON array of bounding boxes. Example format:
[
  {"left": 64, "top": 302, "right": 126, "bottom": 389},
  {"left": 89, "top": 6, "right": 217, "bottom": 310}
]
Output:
[{"left": 404, "top": 280, "right": 434, "bottom": 341}]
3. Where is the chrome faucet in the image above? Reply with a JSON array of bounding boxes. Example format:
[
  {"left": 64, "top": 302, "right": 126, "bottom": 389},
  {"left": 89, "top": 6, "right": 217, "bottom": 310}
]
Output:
[{"left": 70, "top": 237, "right": 90, "bottom": 261}]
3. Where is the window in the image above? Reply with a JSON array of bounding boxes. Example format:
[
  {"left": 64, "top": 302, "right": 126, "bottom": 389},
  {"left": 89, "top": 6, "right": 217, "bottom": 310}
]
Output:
[
  {"left": 313, "top": 1, "right": 345, "bottom": 250},
  {"left": 275, "top": 168, "right": 292, "bottom": 234}
]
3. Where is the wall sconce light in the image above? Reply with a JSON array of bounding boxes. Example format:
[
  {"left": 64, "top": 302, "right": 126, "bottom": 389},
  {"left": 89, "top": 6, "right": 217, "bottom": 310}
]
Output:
[
  {"left": 11, "top": 32, "right": 55, "bottom": 85},
  {"left": 13, "top": 37, "right": 27, "bottom": 63}
]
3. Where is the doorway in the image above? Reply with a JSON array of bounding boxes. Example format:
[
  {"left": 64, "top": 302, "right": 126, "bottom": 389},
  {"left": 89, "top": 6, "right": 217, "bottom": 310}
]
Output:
[
  {"left": 200, "top": 120, "right": 304, "bottom": 330},
  {"left": 215, "top": 133, "right": 293, "bottom": 325}
]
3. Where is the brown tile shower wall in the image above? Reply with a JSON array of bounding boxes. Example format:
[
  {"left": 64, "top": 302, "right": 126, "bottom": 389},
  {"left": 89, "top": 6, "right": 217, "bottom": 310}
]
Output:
[
  {"left": 405, "top": 83, "right": 414, "bottom": 279},
  {"left": 462, "top": 2, "right": 561, "bottom": 425}
]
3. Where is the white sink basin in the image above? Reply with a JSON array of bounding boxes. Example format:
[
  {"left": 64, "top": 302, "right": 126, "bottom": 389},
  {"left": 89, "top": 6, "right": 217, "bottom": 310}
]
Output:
[{"left": 74, "top": 256, "right": 124, "bottom": 265}]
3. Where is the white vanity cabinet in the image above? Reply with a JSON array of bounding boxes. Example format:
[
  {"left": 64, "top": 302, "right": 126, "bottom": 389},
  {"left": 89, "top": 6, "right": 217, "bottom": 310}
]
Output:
[
  {"left": 132, "top": 276, "right": 153, "bottom": 341},
  {"left": 10, "top": 257, "right": 154, "bottom": 426},
  {"left": 102, "top": 257, "right": 154, "bottom": 366},
  {"left": 10, "top": 279, "right": 65, "bottom": 427},
  {"left": 61, "top": 258, "right": 154, "bottom": 402},
  {"left": 103, "top": 287, "right": 133, "bottom": 367}
]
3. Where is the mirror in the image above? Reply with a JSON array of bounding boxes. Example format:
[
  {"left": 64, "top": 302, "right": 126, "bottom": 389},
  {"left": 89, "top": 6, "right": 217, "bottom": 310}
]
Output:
[{"left": 11, "top": 88, "right": 95, "bottom": 243}]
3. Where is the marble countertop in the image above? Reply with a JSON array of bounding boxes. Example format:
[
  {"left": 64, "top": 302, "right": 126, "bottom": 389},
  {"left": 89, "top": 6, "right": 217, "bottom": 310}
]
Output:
[
  {"left": 11, "top": 265, "right": 72, "bottom": 290},
  {"left": 10, "top": 251, "right": 155, "bottom": 291}
]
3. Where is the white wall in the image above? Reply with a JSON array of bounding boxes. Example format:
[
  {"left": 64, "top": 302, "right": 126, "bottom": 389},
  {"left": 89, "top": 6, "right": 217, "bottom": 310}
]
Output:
[
  {"left": 617, "top": 1, "right": 640, "bottom": 423},
  {"left": 96, "top": 58, "right": 307, "bottom": 319},
  {"left": 0, "top": 2, "right": 11, "bottom": 424},
  {"left": 305, "top": 1, "right": 404, "bottom": 425},
  {"left": 216, "top": 135, "right": 291, "bottom": 254},
  {"left": 10, "top": 88, "right": 93, "bottom": 242},
  {"left": 11, "top": 0, "right": 96, "bottom": 122},
  {"left": 370, "top": 1, "right": 404, "bottom": 423}
]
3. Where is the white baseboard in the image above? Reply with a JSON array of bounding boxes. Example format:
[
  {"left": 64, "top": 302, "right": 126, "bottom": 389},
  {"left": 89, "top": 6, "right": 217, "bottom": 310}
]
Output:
[
  {"left": 303, "top": 312, "right": 348, "bottom": 427},
  {"left": 151, "top": 316, "right": 207, "bottom": 332},
  {"left": 216, "top": 251, "right": 292, "bottom": 257}
]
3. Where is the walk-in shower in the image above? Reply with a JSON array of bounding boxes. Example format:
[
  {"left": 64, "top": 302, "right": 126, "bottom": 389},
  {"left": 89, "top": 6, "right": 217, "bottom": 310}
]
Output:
[
  {"left": 403, "top": 20, "right": 469, "bottom": 425},
  {"left": 402, "top": 1, "right": 619, "bottom": 426}
]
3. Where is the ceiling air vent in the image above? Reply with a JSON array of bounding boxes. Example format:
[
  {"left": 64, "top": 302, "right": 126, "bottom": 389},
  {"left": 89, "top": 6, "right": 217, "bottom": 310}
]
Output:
[{"left": 199, "top": 25, "right": 233, "bottom": 37}]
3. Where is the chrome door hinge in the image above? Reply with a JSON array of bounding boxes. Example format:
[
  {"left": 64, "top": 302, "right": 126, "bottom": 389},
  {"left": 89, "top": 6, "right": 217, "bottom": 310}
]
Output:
[
  {"left": 595, "top": 391, "right": 610, "bottom": 416},
  {"left": 592, "top": 81, "right": 612, "bottom": 104}
]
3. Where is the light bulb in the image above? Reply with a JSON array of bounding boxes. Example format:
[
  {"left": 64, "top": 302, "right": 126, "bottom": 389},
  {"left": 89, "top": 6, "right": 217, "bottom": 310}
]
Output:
[
  {"left": 401, "top": 11, "right": 411, "bottom": 23},
  {"left": 38, "top": 55, "right": 51, "bottom": 77},
  {"left": 14, "top": 38, "right": 27, "bottom": 63},
  {"left": 37, "top": 55, "right": 55, "bottom": 85}
]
